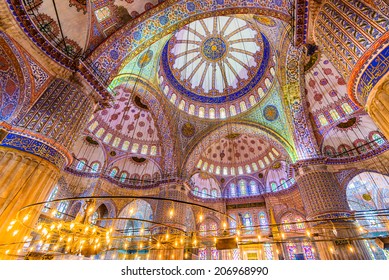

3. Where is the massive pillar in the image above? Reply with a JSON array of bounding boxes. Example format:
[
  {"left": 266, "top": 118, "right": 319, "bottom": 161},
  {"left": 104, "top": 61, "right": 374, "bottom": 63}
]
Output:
[
  {"left": 0, "top": 77, "right": 97, "bottom": 259},
  {"left": 150, "top": 182, "right": 190, "bottom": 260},
  {"left": 295, "top": 161, "right": 371, "bottom": 260}
]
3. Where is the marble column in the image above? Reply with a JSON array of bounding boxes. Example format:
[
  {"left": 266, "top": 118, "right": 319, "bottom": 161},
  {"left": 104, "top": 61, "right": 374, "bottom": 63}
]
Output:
[{"left": 295, "top": 163, "right": 371, "bottom": 260}]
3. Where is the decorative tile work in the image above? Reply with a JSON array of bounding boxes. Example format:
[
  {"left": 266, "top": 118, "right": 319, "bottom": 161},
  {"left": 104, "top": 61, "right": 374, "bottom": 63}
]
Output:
[
  {"left": 14, "top": 79, "right": 94, "bottom": 149},
  {"left": 0, "top": 32, "right": 31, "bottom": 121},
  {"left": 0, "top": 132, "right": 66, "bottom": 167},
  {"left": 296, "top": 169, "right": 349, "bottom": 218},
  {"left": 24, "top": 54, "right": 50, "bottom": 98},
  {"left": 87, "top": 0, "right": 292, "bottom": 84},
  {"left": 314, "top": 0, "right": 389, "bottom": 81}
]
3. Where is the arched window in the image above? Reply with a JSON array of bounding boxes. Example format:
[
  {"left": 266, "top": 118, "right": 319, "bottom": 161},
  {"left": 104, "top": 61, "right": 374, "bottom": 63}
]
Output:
[
  {"left": 259, "top": 212, "right": 268, "bottom": 226},
  {"left": 194, "top": 187, "right": 199, "bottom": 196},
  {"left": 230, "top": 183, "right": 236, "bottom": 197},
  {"left": 120, "top": 172, "right": 127, "bottom": 183},
  {"left": 280, "top": 179, "right": 287, "bottom": 189},
  {"left": 209, "top": 108, "right": 215, "bottom": 119},
  {"left": 211, "top": 189, "right": 218, "bottom": 198},
  {"left": 199, "top": 107, "right": 205, "bottom": 118},
  {"left": 270, "top": 182, "right": 277, "bottom": 192},
  {"left": 242, "top": 213, "right": 253, "bottom": 234},
  {"left": 229, "top": 214, "right": 237, "bottom": 233},
  {"left": 91, "top": 162, "right": 100, "bottom": 173},
  {"left": 202, "top": 188, "right": 208, "bottom": 198},
  {"left": 56, "top": 201, "right": 69, "bottom": 219},
  {"left": 318, "top": 114, "right": 328, "bottom": 126},
  {"left": 341, "top": 103, "right": 353, "bottom": 114},
  {"left": 372, "top": 132, "right": 385, "bottom": 146},
  {"left": 354, "top": 140, "right": 368, "bottom": 154},
  {"left": 122, "top": 141, "right": 130, "bottom": 151},
  {"left": 250, "top": 181, "right": 258, "bottom": 195},
  {"left": 199, "top": 223, "right": 207, "bottom": 237},
  {"left": 76, "top": 160, "right": 86, "bottom": 171},
  {"left": 329, "top": 109, "right": 340, "bottom": 121},
  {"left": 324, "top": 146, "right": 336, "bottom": 157},
  {"left": 296, "top": 218, "right": 305, "bottom": 230},
  {"left": 110, "top": 168, "right": 118, "bottom": 178},
  {"left": 189, "top": 104, "right": 195, "bottom": 115},
  {"left": 43, "top": 185, "right": 59, "bottom": 213},
  {"left": 245, "top": 164, "right": 252, "bottom": 173},
  {"left": 239, "top": 180, "right": 247, "bottom": 196},
  {"left": 282, "top": 219, "right": 291, "bottom": 232},
  {"left": 220, "top": 108, "right": 226, "bottom": 119}
]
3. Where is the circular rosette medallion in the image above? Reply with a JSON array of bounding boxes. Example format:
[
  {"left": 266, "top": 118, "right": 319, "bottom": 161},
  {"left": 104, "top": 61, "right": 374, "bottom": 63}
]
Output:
[{"left": 159, "top": 16, "right": 276, "bottom": 119}]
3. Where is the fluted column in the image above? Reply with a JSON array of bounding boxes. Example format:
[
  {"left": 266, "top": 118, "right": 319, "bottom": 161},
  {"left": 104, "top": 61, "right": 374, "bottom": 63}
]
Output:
[
  {"left": 0, "top": 76, "right": 100, "bottom": 259},
  {"left": 0, "top": 148, "right": 60, "bottom": 259},
  {"left": 295, "top": 163, "right": 371, "bottom": 260}
]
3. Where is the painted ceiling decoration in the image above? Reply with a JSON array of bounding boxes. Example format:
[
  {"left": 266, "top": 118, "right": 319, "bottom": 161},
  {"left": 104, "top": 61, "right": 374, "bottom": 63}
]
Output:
[
  {"left": 159, "top": 16, "right": 276, "bottom": 119},
  {"left": 197, "top": 133, "right": 282, "bottom": 176}
]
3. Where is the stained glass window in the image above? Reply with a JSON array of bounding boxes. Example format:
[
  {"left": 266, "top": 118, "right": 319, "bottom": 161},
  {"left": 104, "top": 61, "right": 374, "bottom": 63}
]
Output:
[
  {"left": 43, "top": 185, "right": 58, "bottom": 213},
  {"left": 120, "top": 172, "right": 127, "bottom": 183},
  {"left": 209, "top": 222, "right": 217, "bottom": 236},
  {"left": 330, "top": 109, "right": 340, "bottom": 121},
  {"left": 245, "top": 164, "right": 252, "bottom": 173},
  {"left": 230, "top": 105, "right": 237, "bottom": 116},
  {"left": 342, "top": 103, "right": 353, "bottom": 114},
  {"left": 131, "top": 143, "right": 139, "bottom": 153},
  {"left": 95, "top": 128, "right": 105, "bottom": 138},
  {"left": 318, "top": 114, "right": 328, "bottom": 126},
  {"left": 103, "top": 133, "right": 112, "bottom": 143},
  {"left": 280, "top": 179, "right": 287, "bottom": 189},
  {"left": 198, "top": 248, "right": 207, "bottom": 260},
  {"left": 91, "top": 162, "right": 100, "bottom": 173},
  {"left": 110, "top": 168, "right": 118, "bottom": 178},
  {"left": 259, "top": 212, "right": 268, "bottom": 226},
  {"left": 302, "top": 243, "right": 315, "bottom": 260},
  {"left": 194, "top": 187, "right": 199, "bottom": 195},
  {"left": 296, "top": 218, "right": 305, "bottom": 230},
  {"left": 270, "top": 182, "right": 277, "bottom": 192},
  {"left": 141, "top": 145, "right": 148, "bottom": 155},
  {"left": 230, "top": 183, "right": 236, "bottom": 197},
  {"left": 122, "top": 141, "right": 130, "bottom": 151},
  {"left": 239, "top": 180, "right": 247, "bottom": 196},
  {"left": 211, "top": 248, "right": 219, "bottom": 260},
  {"left": 243, "top": 213, "right": 253, "bottom": 234},
  {"left": 229, "top": 214, "right": 237, "bottom": 234},
  {"left": 211, "top": 189, "right": 218, "bottom": 198},
  {"left": 55, "top": 201, "right": 69, "bottom": 219},
  {"left": 89, "top": 121, "right": 98, "bottom": 131},
  {"left": 209, "top": 108, "right": 215, "bottom": 119},
  {"left": 202, "top": 188, "right": 208, "bottom": 198},
  {"left": 286, "top": 243, "right": 297, "bottom": 260},
  {"left": 150, "top": 146, "right": 157, "bottom": 156},
  {"left": 250, "top": 181, "right": 258, "bottom": 195},
  {"left": 372, "top": 133, "right": 385, "bottom": 146},
  {"left": 76, "top": 160, "right": 86, "bottom": 171},
  {"left": 220, "top": 108, "right": 226, "bottom": 119},
  {"left": 283, "top": 219, "right": 291, "bottom": 232},
  {"left": 112, "top": 137, "right": 120, "bottom": 147}
]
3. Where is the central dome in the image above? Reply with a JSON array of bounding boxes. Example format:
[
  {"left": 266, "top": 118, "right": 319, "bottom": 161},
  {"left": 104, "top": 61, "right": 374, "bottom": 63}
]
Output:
[{"left": 159, "top": 16, "right": 276, "bottom": 119}]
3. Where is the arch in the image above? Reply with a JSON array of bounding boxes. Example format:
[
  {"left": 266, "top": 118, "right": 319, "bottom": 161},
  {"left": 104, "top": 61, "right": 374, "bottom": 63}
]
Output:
[
  {"left": 118, "top": 199, "right": 154, "bottom": 236},
  {"left": 183, "top": 122, "right": 295, "bottom": 173}
]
